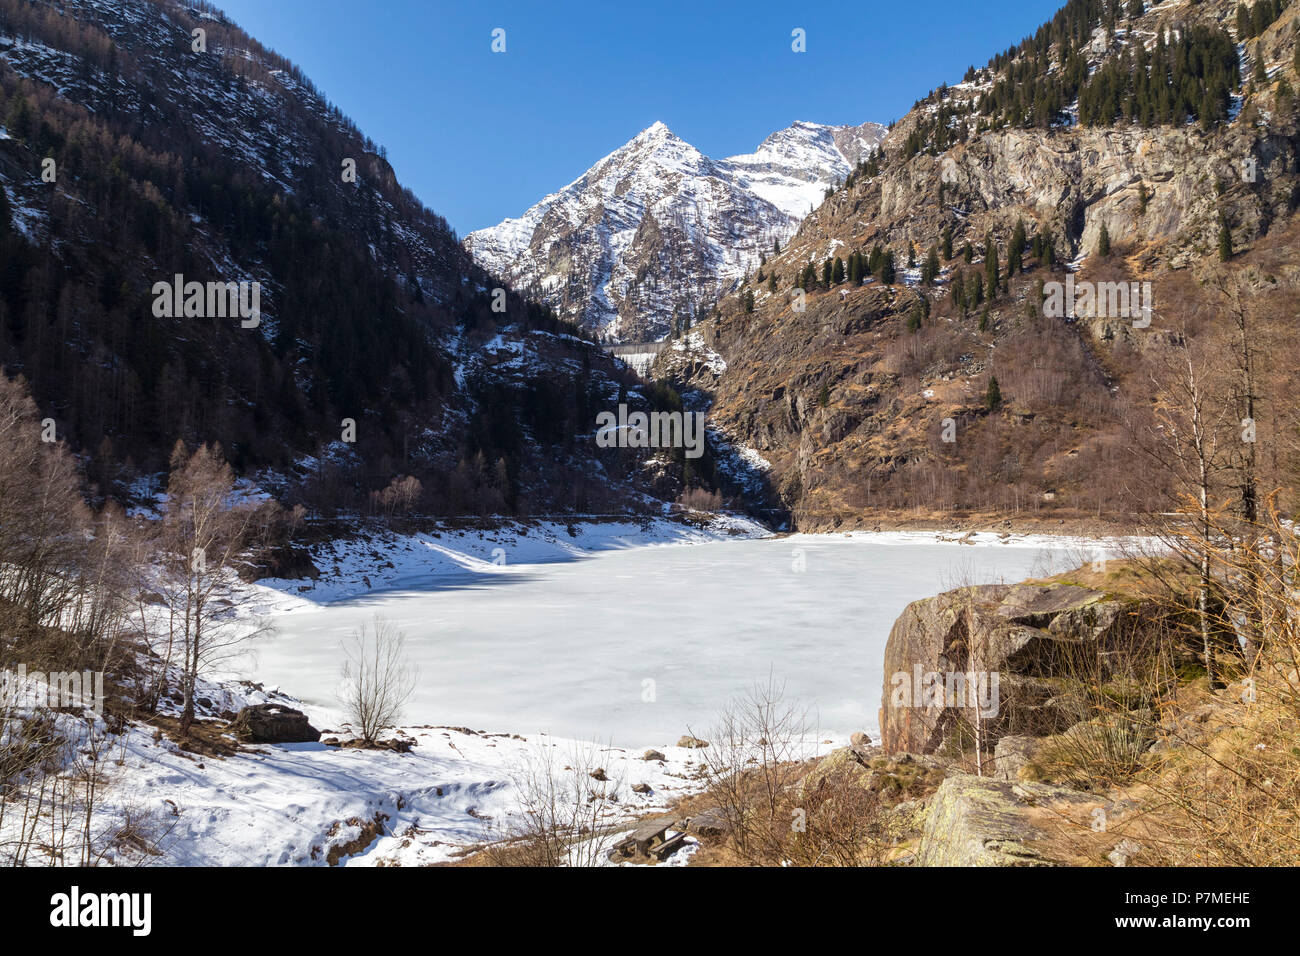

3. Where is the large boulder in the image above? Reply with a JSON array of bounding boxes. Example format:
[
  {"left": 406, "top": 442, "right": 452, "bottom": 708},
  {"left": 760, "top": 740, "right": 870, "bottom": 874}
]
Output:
[
  {"left": 879, "top": 583, "right": 1150, "bottom": 755},
  {"left": 228, "top": 703, "right": 320, "bottom": 743},
  {"left": 915, "top": 775, "right": 1101, "bottom": 866}
]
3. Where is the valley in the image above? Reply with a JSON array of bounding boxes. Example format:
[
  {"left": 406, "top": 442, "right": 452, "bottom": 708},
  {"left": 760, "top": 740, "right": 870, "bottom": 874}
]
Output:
[{"left": 1, "top": 0, "right": 1298, "bottom": 886}]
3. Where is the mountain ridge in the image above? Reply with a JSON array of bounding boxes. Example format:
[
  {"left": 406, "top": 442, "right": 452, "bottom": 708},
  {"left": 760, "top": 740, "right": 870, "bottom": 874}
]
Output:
[{"left": 464, "top": 118, "right": 886, "bottom": 342}]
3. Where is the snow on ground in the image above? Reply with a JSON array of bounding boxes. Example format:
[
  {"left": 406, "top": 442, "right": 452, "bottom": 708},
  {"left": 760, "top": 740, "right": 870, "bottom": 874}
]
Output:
[
  {"left": 7, "top": 516, "right": 1150, "bottom": 867},
  {"left": 708, "top": 430, "right": 773, "bottom": 503},
  {"left": 3, "top": 514, "right": 778, "bottom": 868},
  {"left": 102, "top": 680, "right": 719, "bottom": 867}
]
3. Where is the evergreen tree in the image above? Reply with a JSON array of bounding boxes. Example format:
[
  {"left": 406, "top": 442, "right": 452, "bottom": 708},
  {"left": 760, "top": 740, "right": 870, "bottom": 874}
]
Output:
[
  {"left": 941, "top": 224, "right": 953, "bottom": 261},
  {"left": 907, "top": 306, "right": 923, "bottom": 333},
  {"left": 1138, "top": 181, "right": 1149, "bottom": 214},
  {"left": 963, "top": 243, "right": 974, "bottom": 264},
  {"left": 984, "top": 236, "right": 999, "bottom": 298},
  {"left": 1218, "top": 216, "right": 1234, "bottom": 261},
  {"left": 822, "top": 259, "right": 833, "bottom": 288},
  {"left": 832, "top": 257, "right": 845, "bottom": 285},
  {"left": 1009, "top": 219, "right": 1027, "bottom": 274},
  {"left": 879, "top": 251, "right": 897, "bottom": 285},
  {"left": 1097, "top": 222, "right": 1111, "bottom": 257},
  {"left": 923, "top": 244, "right": 940, "bottom": 286},
  {"left": 985, "top": 375, "right": 1003, "bottom": 411},
  {"left": 768, "top": 272, "right": 777, "bottom": 293}
]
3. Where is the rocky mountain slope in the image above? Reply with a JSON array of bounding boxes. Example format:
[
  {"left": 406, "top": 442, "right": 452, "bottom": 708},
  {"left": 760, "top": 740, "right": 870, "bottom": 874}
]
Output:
[
  {"left": 464, "top": 120, "right": 885, "bottom": 342},
  {"left": 0, "top": 0, "right": 702, "bottom": 515},
  {"left": 661, "top": 0, "right": 1300, "bottom": 529}
]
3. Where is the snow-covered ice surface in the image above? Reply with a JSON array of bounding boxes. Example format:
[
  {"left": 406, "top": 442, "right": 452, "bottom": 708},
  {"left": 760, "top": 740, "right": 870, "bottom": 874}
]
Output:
[
  {"left": 231, "top": 522, "right": 1131, "bottom": 749},
  {"left": 72, "top": 518, "right": 1136, "bottom": 867}
]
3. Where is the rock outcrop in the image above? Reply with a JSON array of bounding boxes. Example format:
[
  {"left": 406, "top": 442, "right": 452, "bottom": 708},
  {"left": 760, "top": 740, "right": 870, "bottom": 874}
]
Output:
[
  {"left": 229, "top": 704, "right": 321, "bottom": 744},
  {"left": 879, "top": 582, "right": 1150, "bottom": 754},
  {"left": 915, "top": 774, "right": 1103, "bottom": 866},
  {"left": 992, "top": 734, "right": 1043, "bottom": 782}
]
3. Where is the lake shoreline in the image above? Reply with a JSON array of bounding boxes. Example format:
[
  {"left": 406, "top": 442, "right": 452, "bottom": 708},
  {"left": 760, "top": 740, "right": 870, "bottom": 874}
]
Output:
[
  {"left": 179, "top": 521, "right": 1149, "bottom": 866},
  {"left": 247, "top": 511, "right": 1151, "bottom": 607},
  {"left": 229, "top": 522, "right": 1142, "bottom": 749}
]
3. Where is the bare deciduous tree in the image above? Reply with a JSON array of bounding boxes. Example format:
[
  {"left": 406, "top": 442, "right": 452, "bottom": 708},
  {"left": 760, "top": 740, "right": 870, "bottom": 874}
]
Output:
[
  {"left": 485, "top": 738, "right": 625, "bottom": 867},
  {"left": 369, "top": 475, "right": 423, "bottom": 520},
  {"left": 696, "top": 675, "right": 816, "bottom": 861},
  {"left": 1138, "top": 334, "right": 1236, "bottom": 685},
  {"left": 338, "top": 617, "right": 417, "bottom": 745},
  {"left": 157, "top": 441, "right": 271, "bottom": 736}
]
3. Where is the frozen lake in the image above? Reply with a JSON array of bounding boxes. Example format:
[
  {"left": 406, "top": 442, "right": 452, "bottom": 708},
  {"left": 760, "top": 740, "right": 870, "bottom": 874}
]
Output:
[{"left": 241, "top": 533, "right": 1098, "bottom": 749}]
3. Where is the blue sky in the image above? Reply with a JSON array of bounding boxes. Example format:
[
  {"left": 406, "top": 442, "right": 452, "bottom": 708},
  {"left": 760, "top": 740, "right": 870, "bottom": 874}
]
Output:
[{"left": 214, "top": 0, "right": 1065, "bottom": 235}]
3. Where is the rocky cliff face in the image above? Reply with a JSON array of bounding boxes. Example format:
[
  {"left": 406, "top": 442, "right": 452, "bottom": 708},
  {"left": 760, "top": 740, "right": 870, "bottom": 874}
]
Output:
[
  {"left": 464, "top": 120, "right": 885, "bottom": 343},
  {"left": 661, "top": 0, "right": 1300, "bottom": 528}
]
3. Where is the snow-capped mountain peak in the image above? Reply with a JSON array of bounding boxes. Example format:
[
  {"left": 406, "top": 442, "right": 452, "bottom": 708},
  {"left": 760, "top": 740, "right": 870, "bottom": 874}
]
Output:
[
  {"left": 634, "top": 119, "right": 675, "bottom": 141},
  {"left": 464, "top": 119, "right": 884, "bottom": 342}
]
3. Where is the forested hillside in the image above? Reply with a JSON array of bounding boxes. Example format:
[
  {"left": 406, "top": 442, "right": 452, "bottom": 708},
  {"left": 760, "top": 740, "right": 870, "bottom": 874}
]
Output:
[{"left": 0, "top": 0, "right": 707, "bottom": 517}]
